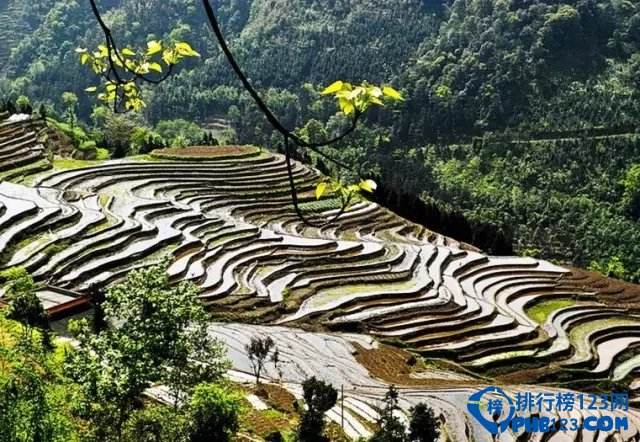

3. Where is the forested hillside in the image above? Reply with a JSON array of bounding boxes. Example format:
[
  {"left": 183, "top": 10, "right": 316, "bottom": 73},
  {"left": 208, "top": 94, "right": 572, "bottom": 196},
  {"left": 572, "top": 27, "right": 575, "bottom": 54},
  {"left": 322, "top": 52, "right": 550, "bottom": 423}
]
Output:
[{"left": 1, "top": 0, "right": 640, "bottom": 279}]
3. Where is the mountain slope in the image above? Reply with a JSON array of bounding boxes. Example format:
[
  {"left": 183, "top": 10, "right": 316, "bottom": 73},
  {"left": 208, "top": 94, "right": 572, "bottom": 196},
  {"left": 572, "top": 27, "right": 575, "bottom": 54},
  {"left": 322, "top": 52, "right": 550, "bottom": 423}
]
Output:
[{"left": 2, "top": 0, "right": 640, "bottom": 279}]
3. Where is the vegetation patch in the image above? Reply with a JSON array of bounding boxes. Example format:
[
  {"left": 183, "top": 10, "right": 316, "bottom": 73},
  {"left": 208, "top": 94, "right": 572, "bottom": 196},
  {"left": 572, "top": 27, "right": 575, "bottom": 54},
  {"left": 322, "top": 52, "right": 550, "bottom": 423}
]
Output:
[
  {"left": 47, "top": 116, "right": 108, "bottom": 160},
  {"left": 0, "top": 159, "right": 52, "bottom": 184},
  {"left": 0, "top": 312, "right": 81, "bottom": 441},
  {"left": 255, "top": 383, "right": 298, "bottom": 414},
  {"left": 129, "top": 154, "right": 164, "bottom": 162},
  {"left": 526, "top": 298, "right": 576, "bottom": 324},
  {"left": 150, "top": 145, "right": 261, "bottom": 160},
  {"left": 52, "top": 157, "right": 106, "bottom": 170},
  {"left": 237, "top": 397, "right": 297, "bottom": 440}
]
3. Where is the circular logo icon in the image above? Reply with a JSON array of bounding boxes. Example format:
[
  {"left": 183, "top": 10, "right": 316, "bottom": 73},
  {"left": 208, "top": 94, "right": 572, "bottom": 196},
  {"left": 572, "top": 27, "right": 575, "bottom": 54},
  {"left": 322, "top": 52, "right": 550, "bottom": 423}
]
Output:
[{"left": 467, "top": 386, "right": 515, "bottom": 435}]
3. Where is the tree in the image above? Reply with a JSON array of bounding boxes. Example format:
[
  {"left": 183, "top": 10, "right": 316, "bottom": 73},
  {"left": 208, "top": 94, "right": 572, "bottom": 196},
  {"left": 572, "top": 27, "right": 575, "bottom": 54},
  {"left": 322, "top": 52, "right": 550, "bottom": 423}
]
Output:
[
  {"left": 297, "top": 377, "right": 338, "bottom": 442},
  {"left": 245, "top": 336, "right": 275, "bottom": 385},
  {"left": 154, "top": 118, "right": 204, "bottom": 147},
  {"left": 271, "top": 347, "right": 283, "bottom": 382},
  {"left": 62, "top": 91, "right": 79, "bottom": 127},
  {"left": 6, "top": 290, "right": 48, "bottom": 341},
  {"left": 622, "top": 164, "right": 640, "bottom": 219},
  {"left": 370, "top": 386, "right": 408, "bottom": 442},
  {"left": 129, "top": 126, "right": 165, "bottom": 154},
  {"left": 0, "top": 267, "right": 48, "bottom": 341},
  {"left": 15, "top": 95, "right": 32, "bottom": 114},
  {"left": 37, "top": 103, "right": 48, "bottom": 119},
  {"left": 99, "top": 111, "right": 145, "bottom": 157},
  {"left": 87, "top": 284, "right": 108, "bottom": 333},
  {"left": 188, "top": 383, "right": 242, "bottom": 442},
  {"left": 0, "top": 266, "right": 36, "bottom": 297},
  {"left": 408, "top": 403, "right": 440, "bottom": 442},
  {"left": 66, "top": 259, "right": 229, "bottom": 439},
  {"left": 107, "top": 259, "right": 228, "bottom": 401}
]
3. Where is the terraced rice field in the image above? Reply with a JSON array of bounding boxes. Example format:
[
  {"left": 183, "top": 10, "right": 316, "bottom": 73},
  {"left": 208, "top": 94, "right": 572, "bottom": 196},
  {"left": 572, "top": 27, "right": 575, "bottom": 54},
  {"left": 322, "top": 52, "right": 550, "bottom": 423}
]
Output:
[
  {"left": 3, "top": 115, "right": 640, "bottom": 440},
  {"left": 214, "top": 323, "right": 640, "bottom": 441},
  {"left": 0, "top": 114, "right": 51, "bottom": 183}
]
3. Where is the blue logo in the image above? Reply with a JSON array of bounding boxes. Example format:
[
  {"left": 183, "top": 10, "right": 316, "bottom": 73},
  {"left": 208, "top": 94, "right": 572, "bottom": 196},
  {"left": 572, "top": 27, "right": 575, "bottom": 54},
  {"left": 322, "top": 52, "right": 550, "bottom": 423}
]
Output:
[
  {"left": 467, "top": 386, "right": 629, "bottom": 435},
  {"left": 467, "top": 386, "right": 515, "bottom": 434}
]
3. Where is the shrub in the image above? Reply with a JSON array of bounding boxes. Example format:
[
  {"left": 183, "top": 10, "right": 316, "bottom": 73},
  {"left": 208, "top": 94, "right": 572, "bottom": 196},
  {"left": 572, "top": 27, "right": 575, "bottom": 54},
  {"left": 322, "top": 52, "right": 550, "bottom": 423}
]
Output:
[
  {"left": 96, "top": 147, "right": 111, "bottom": 160},
  {"left": 78, "top": 140, "right": 97, "bottom": 151},
  {"left": 188, "top": 383, "right": 242, "bottom": 442},
  {"left": 123, "top": 404, "right": 189, "bottom": 442},
  {"left": 15, "top": 95, "right": 32, "bottom": 113},
  {"left": 588, "top": 256, "right": 632, "bottom": 280}
]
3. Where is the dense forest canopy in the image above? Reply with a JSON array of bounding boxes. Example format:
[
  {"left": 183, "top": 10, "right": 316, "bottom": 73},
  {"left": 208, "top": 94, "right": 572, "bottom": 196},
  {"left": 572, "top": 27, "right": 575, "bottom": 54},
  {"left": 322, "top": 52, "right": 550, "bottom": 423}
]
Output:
[{"left": 1, "top": 0, "right": 640, "bottom": 279}]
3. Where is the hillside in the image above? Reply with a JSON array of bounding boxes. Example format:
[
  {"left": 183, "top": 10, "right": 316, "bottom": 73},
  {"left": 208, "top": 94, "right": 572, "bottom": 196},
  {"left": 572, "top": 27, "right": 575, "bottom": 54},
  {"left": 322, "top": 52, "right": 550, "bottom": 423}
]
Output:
[
  {"left": 3, "top": 114, "right": 640, "bottom": 439},
  {"left": 3, "top": 0, "right": 639, "bottom": 133},
  {"left": 1, "top": 0, "right": 640, "bottom": 278}
]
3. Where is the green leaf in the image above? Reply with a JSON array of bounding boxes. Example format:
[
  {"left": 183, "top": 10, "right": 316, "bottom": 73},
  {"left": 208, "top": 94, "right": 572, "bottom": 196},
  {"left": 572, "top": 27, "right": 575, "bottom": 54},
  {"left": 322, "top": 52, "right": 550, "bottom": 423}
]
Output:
[
  {"left": 163, "top": 49, "right": 176, "bottom": 65},
  {"left": 383, "top": 86, "right": 404, "bottom": 101},
  {"left": 80, "top": 53, "right": 90, "bottom": 65},
  {"left": 121, "top": 47, "right": 136, "bottom": 57},
  {"left": 147, "top": 40, "right": 163, "bottom": 56},
  {"left": 97, "top": 45, "right": 109, "bottom": 58},
  {"left": 75, "top": 47, "right": 87, "bottom": 54},
  {"left": 359, "top": 179, "right": 377, "bottom": 193},
  {"left": 321, "top": 81, "right": 344, "bottom": 95},
  {"left": 370, "top": 87, "right": 383, "bottom": 98},
  {"left": 316, "top": 182, "right": 328, "bottom": 199},
  {"left": 148, "top": 62, "right": 163, "bottom": 73},
  {"left": 175, "top": 42, "right": 200, "bottom": 57},
  {"left": 339, "top": 98, "right": 355, "bottom": 115},
  {"left": 347, "top": 88, "right": 362, "bottom": 100},
  {"left": 84, "top": 86, "right": 97, "bottom": 93}
]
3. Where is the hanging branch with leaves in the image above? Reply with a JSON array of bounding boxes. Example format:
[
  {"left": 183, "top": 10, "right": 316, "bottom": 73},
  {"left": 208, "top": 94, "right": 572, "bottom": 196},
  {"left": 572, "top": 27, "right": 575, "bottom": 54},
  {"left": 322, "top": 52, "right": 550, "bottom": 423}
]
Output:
[
  {"left": 80, "top": 0, "right": 403, "bottom": 225},
  {"left": 79, "top": 0, "right": 200, "bottom": 112},
  {"left": 77, "top": 40, "right": 199, "bottom": 112}
]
